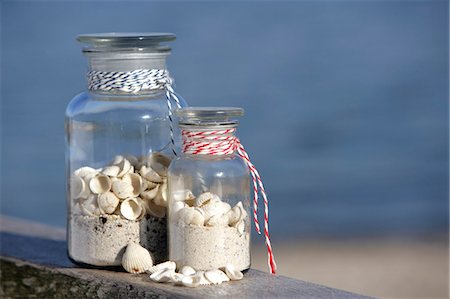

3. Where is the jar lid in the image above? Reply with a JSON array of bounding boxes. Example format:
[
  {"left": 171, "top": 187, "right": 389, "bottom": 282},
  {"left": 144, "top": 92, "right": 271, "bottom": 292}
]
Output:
[
  {"left": 176, "top": 107, "right": 244, "bottom": 127},
  {"left": 77, "top": 32, "right": 176, "bottom": 53}
]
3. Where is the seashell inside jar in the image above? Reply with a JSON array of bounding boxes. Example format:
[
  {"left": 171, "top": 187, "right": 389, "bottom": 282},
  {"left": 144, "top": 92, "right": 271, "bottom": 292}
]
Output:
[
  {"left": 168, "top": 190, "right": 251, "bottom": 272},
  {"left": 68, "top": 152, "right": 172, "bottom": 267}
]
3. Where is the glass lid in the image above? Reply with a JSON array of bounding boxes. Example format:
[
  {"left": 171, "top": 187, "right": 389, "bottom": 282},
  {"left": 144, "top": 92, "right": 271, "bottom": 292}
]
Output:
[
  {"left": 176, "top": 107, "right": 244, "bottom": 126},
  {"left": 77, "top": 32, "right": 176, "bottom": 53}
]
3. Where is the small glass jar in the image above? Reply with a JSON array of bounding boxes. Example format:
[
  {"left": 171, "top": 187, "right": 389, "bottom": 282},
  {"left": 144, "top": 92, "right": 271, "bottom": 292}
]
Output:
[
  {"left": 66, "top": 33, "right": 187, "bottom": 267},
  {"left": 168, "top": 107, "right": 251, "bottom": 271}
]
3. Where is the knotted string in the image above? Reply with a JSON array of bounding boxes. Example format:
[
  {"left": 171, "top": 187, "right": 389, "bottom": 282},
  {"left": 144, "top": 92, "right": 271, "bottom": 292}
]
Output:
[
  {"left": 87, "top": 69, "right": 182, "bottom": 156},
  {"left": 182, "top": 128, "right": 277, "bottom": 274}
]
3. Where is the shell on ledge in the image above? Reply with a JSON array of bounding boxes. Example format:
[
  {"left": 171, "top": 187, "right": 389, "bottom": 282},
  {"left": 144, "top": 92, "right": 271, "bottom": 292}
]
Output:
[
  {"left": 150, "top": 268, "right": 175, "bottom": 283},
  {"left": 180, "top": 265, "right": 196, "bottom": 277},
  {"left": 146, "top": 261, "right": 176, "bottom": 275},
  {"left": 122, "top": 242, "right": 153, "bottom": 274},
  {"left": 223, "top": 264, "right": 244, "bottom": 281},
  {"left": 204, "top": 269, "right": 230, "bottom": 284},
  {"left": 181, "top": 271, "right": 210, "bottom": 287}
]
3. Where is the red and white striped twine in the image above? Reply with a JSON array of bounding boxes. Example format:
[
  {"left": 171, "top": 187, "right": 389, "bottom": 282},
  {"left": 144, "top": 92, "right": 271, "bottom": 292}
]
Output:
[{"left": 182, "top": 128, "right": 277, "bottom": 274}]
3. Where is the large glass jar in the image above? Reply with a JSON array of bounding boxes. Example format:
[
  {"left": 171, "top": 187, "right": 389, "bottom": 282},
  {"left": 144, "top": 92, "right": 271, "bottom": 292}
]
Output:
[
  {"left": 66, "top": 33, "right": 187, "bottom": 267},
  {"left": 168, "top": 107, "right": 251, "bottom": 272}
]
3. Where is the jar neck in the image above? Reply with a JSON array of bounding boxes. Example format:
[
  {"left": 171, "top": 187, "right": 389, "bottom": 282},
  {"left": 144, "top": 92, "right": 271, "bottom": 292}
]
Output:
[
  {"left": 85, "top": 52, "right": 170, "bottom": 72},
  {"left": 181, "top": 126, "right": 238, "bottom": 157},
  {"left": 85, "top": 52, "right": 171, "bottom": 95}
]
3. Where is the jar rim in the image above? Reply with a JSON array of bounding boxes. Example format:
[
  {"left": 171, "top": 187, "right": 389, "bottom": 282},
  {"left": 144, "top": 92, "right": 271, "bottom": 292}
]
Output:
[
  {"left": 176, "top": 107, "right": 244, "bottom": 127},
  {"left": 77, "top": 32, "right": 176, "bottom": 53}
]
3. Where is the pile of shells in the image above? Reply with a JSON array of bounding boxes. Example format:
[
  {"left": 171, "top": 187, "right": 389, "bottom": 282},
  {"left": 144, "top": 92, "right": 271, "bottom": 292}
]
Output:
[
  {"left": 71, "top": 153, "right": 171, "bottom": 220},
  {"left": 121, "top": 242, "right": 243, "bottom": 287},
  {"left": 173, "top": 191, "right": 247, "bottom": 235},
  {"left": 148, "top": 262, "right": 243, "bottom": 287}
]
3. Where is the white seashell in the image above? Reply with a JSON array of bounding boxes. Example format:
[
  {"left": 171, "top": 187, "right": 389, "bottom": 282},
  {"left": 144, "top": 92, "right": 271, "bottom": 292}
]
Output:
[
  {"left": 237, "top": 220, "right": 245, "bottom": 235},
  {"left": 142, "top": 179, "right": 158, "bottom": 190},
  {"left": 176, "top": 207, "right": 194, "bottom": 224},
  {"left": 227, "top": 201, "right": 248, "bottom": 226},
  {"left": 101, "top": 165, "right": 120, "bottom": 177},
  {"left": 147, "top": 152, "right": 171, "bottom": 177},
  {"left": 202, "top": 201, "right": 231, "bottom": 221},
  {"left": 224, "top": 264, "right": 244, "bottom": 281},
  {"left": 135, "top": 197, "right": 148, "bottom": 220},
  {"left": 97, "top": 191, "right": 120, "bottom": 214},
  {"left": 171, "top": 272, "right": 185, "bottom": 285},
  {"left": 195, "top": 192, "right": 220, "bottom": 207},
  {"left": 120, "top": 198, "right": 144, "bottom": 221},
  {"left": 88, "top": 175, "right": 111, "bottom": 194},
  {"left": 73, "top": 166, "right": 97, "bottom": 178},
  {"left": 190, "top": 208, "right": 205, "bottom": 226},
  {"left": 204, "top": 269, "right": 230, "bottom": 284},
  {"left": 172, "top": 189, "right": 196, "bottom": 202},
  {"left": 122, "top": 242, "right": 153, "bottom": 274},
  {"left": 153, "top": 181, "right": 168, "bottom": 207},
  {"left": 181, "top": 271, "right": 210, "bottom": 287},
  {"left": 206, "top": 213, "right": 229, "bottom": 227},
  {"left": 150, "top": 268, "right": 175, "bottom": 283},
  {"left": 122, "top": 173, "right": 143, "bottom": 197},
  {"left": 111, "top": 155, "right": 124, "bottom": 165},
  {"left": 180, "top": 265, "right": 196, "bottom": 276},
  {"left": 79, "top": 194, "right": 101, "bottom": 216},
  {"left": 146, "top": 261, "right": 176, "bottom": 274},
  {"left": 172, "top": 201, "right": 188, "bottom": 214},
  {"left": 141, "top": 198, "right": 166, "bottom": 218},
  {"left": 70, "top": 175, "right": 90, "bottom": 199},
  {"left": 125, "top": 154, "right": 139, "bottom": 167},
  {"left": 111, "top": 179, "right": 134, "bottom": 199},
  {"left": 139, "top": 165, "right": 163, "bottom": 183},
  {"left": 141, "top": 185, "right": 159, "bottom": 200},
  {"left": 117, "top": 158, "right": 132, "bottom": 178}
]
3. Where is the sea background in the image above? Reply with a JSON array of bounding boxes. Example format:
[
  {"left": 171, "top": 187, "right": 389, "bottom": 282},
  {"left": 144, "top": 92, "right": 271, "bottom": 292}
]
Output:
[{"left": 1, "top": 1, "right": 448, "bottom": 297}]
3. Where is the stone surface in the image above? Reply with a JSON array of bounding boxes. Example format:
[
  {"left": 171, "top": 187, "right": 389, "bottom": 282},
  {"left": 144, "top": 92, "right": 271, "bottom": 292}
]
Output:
[{"left": 0, "top": 215, "right": 371, "bottom": 298}]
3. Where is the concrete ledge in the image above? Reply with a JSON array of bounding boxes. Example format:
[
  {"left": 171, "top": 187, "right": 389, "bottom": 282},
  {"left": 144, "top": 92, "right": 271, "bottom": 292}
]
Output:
[{"left": 0, "top": 215, "right": 370, "bottom": 298}]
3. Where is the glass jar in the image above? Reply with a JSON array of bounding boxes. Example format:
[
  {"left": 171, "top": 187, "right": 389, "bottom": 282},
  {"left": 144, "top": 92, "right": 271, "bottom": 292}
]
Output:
[
  {"left": 66, "top": 33, "right": 187, "bottom": 267},
  {"left": 168, "top": 107, "right": 251, "bottom": 272}
]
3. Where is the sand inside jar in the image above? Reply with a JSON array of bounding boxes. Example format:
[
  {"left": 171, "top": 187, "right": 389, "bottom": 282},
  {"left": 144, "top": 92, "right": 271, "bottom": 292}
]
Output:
[
  {"left": 69, "top": 214, "right": 167, "bottom": 266},
  {"left": 169, "top": 222, "right": 250, "bottom": 271}
]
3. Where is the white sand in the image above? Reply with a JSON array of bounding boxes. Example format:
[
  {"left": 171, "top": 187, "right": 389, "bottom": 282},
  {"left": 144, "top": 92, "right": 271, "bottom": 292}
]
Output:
[{"left": 169, "top": 222, "right": 250, "bottom": 271}]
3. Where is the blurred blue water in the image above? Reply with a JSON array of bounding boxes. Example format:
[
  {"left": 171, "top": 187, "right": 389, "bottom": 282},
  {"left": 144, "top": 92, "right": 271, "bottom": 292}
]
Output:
[{"left": 1, "top": 1, "right": 448, "bottom": 238}]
